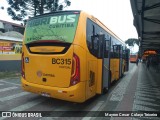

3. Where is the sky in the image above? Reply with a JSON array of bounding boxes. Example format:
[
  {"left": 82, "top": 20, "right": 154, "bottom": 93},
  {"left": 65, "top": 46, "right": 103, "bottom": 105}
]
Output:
[{"left": 0, "top": 0, "right": 138, "bottom": 52}]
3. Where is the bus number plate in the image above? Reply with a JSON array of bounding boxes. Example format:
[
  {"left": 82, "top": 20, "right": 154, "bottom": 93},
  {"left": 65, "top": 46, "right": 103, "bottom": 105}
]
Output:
[{"left": 41, "top": 92, "right": 50, "bottom": 97}]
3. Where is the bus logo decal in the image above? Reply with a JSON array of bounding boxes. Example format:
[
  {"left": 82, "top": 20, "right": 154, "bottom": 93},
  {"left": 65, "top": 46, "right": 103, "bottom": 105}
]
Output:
[
  {"left": 50, "top": 15, "right": 76, "bottom": 24},
  {"left": 37, "top": 71, "right": 55, "bottom": 77},
  {"left": 37, "top": 71, "right": 42, "bottom": 77}
]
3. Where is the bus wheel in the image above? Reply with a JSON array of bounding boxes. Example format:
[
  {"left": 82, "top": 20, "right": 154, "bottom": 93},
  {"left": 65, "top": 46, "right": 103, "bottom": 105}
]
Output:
[{"left": 103, "top": 87, "right": 108, "bottom": 94}]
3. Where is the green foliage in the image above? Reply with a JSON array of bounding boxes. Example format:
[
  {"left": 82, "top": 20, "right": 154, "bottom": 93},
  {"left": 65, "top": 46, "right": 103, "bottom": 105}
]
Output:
[
  {"left": 7, "top": 0, "right": 71, "bottom": 22},
  {"left": 125, "top": 38, "right": 139, "bottom": 46},
  {"left": 1, "top": 6, "right": 4, "bottom": 10}
]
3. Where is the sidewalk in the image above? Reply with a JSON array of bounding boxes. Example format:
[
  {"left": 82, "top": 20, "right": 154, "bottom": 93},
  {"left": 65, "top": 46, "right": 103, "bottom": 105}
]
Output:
[{"left": 114, "top": 63, "right": 160, "bottom": 120}]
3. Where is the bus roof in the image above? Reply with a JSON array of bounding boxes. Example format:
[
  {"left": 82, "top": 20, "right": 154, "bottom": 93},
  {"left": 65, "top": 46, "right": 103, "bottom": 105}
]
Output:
[{"left": 28, "top": 10, "right": 81, "bottom": 21}]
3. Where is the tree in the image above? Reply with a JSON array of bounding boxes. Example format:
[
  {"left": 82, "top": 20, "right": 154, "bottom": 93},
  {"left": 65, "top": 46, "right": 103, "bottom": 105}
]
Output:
[
  {"left": 125, "top": 38, "right": 139, "bottom": 46},
  {"left": 125, "top": 38, "right": 139, "bottom": 54},
  {"left": 7, "top": 0, "right": 71, "bottom": 23},
  {"left": 1, "top": 6, "right": 4, "bottom": 10}
]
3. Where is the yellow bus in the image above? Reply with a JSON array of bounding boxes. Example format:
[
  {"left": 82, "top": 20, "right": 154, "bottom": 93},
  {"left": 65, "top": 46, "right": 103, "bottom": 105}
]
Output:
[{"left": 21, "top": 11, "right": 130, "bottom": 103}]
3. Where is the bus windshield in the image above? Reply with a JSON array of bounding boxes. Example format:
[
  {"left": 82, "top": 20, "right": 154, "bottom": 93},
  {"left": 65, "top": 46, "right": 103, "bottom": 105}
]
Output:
[{"left": 24, "top": 12, "right": 80, "bottom": 44}]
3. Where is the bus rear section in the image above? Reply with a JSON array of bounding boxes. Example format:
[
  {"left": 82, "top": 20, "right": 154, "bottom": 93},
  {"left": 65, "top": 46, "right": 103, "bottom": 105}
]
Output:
[
  {"left": 22, "top": 43, "right": 87, "bottom": 102},
  {"left": 21, "top": 11, "right": 87, "bottom": 102}
]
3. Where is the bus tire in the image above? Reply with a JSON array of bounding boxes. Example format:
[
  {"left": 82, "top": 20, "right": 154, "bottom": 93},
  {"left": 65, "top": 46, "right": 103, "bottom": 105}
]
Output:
[{"left": 103, "top": 87, "right": 108, "bottom": 94}]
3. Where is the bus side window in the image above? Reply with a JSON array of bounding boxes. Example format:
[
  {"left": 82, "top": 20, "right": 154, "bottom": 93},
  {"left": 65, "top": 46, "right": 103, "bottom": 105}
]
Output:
[
  {"left": 86, "top": 19, "right": 99, "bottom": 57},
  {"left": 110, "top": 43, "right": 114, "bottom": 58},
  {"left": 115, "top": 45, "right": 120, "bottom": 58},
  {"left": 104, "top": 40, "right": 109, "bottom": 58},
  {"left": 92, "top": 25, "right": 99, "bottom": 51},
  {"left": 86, "top": 18, "right": 111, "bottom": 58},
  {"left": 123, "top": 50, "right": 126, "bottom": 59},
  {"left": 86, "top": 19, "right": 93, "bottom": 50}
]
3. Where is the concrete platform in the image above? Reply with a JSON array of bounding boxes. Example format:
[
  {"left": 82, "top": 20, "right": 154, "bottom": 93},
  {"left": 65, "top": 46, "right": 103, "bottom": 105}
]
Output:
[{"left": 98, "top": 63, "right": 160, "bottom": 120}]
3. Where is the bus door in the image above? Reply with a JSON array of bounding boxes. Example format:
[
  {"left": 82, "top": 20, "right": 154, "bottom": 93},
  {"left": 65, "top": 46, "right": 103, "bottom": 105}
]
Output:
[
  {"left": 124, "top": 49, "right": 130, "bottom": 71},
  {"left": 98, "top": 35, "right": 111, "bottom": 93},
  {"left": 113, "top": 45, "right": 123, "bottom": 78}
]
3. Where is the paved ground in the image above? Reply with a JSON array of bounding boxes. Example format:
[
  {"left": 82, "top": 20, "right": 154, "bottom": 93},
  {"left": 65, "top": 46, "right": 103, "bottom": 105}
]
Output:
[
  {"left": 0, "top": 63, "right": 160, "bottom": 120},
  {"left": 94, "top": 63, "right": 160, "bottom": 120}
]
